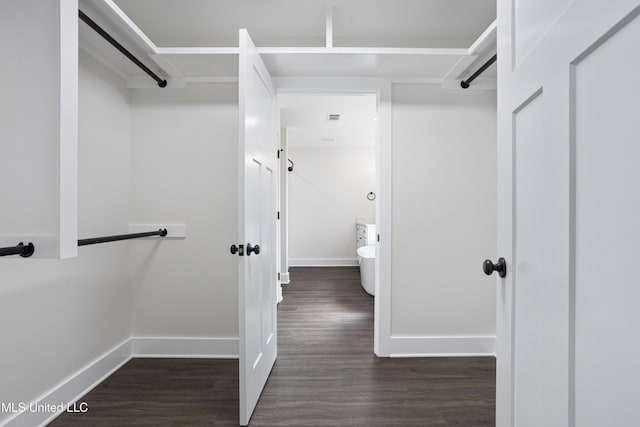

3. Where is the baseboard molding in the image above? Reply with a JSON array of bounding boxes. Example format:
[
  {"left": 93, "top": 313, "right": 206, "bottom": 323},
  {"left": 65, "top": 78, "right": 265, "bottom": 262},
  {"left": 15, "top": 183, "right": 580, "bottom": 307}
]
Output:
[
  {"left": 389, "top": 335, "right": 496, "bottom": 357},
  {"left": 280, "top": 272, "right": 290, "bottom": 284},
  {"left": 131, "top": 337, "right": 239, "bottom": 359},
  {"left": 3, "top": 339, "right": 132, "bottom": 427},
  {"left": 4, "top": 337, "right": 238, "bottom": 427},
  {"left": 289, "top": 258, "right": 358, "bottom": 267}
]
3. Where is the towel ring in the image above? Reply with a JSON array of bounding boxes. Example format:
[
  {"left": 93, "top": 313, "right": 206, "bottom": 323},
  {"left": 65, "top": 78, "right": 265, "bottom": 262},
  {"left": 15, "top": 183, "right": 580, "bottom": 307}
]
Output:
[{"left": 367, "top": 192, "right": 376, "bottom": 201}]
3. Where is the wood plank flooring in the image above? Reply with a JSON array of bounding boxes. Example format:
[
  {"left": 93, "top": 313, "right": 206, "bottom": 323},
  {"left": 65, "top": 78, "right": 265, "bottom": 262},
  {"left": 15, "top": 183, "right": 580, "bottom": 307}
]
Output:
[{"left": 50, "top": 267, "right": 495, "bottom": 426}]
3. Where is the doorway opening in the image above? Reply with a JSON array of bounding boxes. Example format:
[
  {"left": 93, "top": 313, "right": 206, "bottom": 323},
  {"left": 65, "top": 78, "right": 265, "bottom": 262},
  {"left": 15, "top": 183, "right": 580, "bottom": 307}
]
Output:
[{"left": 278, "top": 92, "right": 378, "bottom": 351}]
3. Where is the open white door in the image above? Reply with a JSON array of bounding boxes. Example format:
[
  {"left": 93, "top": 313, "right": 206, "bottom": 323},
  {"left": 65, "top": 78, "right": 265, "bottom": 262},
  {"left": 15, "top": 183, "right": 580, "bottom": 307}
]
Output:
[
  {"left": 238, "top": 29, "right": 278, "bottom": 426},
  {"left": 495, "top": 1, "right": 640, "bottom": 426}
]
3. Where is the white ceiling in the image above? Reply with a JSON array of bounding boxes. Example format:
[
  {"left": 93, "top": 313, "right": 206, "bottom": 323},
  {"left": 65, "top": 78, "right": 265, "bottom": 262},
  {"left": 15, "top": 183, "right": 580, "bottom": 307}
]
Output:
[
  {"left": 279, "top": 94, "right": 377, "bottom": 148},
  {"left": 112, "top": 0, "right": 496, "bottom": 48}
]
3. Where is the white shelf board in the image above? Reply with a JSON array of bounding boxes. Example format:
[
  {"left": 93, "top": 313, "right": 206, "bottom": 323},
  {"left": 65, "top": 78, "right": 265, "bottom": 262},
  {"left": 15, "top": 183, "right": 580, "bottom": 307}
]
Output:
[{"left": 154, "top": 48, "right": 465, "bottom": 80}]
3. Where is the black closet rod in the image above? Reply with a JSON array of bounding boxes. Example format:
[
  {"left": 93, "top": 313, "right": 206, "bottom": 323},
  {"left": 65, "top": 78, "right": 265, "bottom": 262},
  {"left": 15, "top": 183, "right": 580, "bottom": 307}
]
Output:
[
  {"left": 78, "top": 10, "right": 167, "bottom": 88},
  {"left": 78, "top": 229, "right": 168, "bottom": 247},
  {"left": 0, "top": 242, "right": 35, "bottom": 258},
  {"left": 460, "top": 54, "right": 497, "bottom": 89}
]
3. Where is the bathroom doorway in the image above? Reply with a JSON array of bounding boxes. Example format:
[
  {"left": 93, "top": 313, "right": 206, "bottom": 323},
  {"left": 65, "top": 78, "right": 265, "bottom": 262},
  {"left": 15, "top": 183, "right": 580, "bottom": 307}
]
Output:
[{"left": 278, "top": 92, "right": 378, "bottom": 350}]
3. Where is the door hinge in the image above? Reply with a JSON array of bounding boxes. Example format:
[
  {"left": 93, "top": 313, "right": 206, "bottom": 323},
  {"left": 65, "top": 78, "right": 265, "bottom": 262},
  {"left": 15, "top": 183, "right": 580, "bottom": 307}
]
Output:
[
  {"left": 278, "top": 272, "right": 281, "bottom": 280},
  {"left": 277, "top": 149, "right": 283, "bottom": 159},
  {"left": 277, "top": 211, "right": 280, "bottom": 220},
  {"left": 377, "top": 234, "right": 380, "bottom": 242}
]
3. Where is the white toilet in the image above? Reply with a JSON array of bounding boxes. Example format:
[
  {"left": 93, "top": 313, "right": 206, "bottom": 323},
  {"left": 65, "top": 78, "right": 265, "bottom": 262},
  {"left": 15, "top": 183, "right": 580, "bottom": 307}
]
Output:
[{"left": 357, "top": 244, "right": 375, "bottom": 296}]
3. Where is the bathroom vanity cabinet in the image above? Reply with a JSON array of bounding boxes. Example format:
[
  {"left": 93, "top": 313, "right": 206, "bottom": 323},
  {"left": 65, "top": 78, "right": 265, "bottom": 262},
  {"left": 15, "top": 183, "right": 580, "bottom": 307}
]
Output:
[{"left": 356, "top": 218, "right": 376, "bottom": 248}]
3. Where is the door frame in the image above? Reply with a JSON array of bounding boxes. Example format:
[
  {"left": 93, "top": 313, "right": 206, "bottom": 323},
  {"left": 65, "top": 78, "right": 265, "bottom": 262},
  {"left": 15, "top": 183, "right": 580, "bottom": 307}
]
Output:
[{"left": 275, "top": 77, "right": 393, "bottom": 356}]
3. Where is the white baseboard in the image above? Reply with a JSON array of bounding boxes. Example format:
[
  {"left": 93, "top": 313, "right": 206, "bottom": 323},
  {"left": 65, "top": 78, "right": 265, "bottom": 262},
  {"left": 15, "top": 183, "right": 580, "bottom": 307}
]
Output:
[
  {"left": 132, "top": 337, "right": 239, "bottom": 358},
  {"left": 3, "top": 339, "right": 132, "bottom": 427},
  {"left": 4, "top": 337, "right": 238, "bottom": 427},
  {"left": 280, "top": 272, "right": 290, "bottom": 284},
  {"left": 289, "top": 258, "right": 358, "bottom": 267},
  {"left": 389, "top": 335, "right": 496, "bottom": 357}
]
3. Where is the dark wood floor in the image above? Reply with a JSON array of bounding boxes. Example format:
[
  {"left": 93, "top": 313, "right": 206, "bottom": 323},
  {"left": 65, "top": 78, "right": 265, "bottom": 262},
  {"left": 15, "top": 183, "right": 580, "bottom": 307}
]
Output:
[{"left": 50, "top": 267, "right": 495, "bottom": 426}]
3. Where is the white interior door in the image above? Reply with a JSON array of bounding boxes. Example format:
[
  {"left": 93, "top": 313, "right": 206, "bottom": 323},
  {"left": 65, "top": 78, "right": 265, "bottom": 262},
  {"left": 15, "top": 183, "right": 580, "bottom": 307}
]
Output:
[
  {"left": 238, "top": 28, "right": 278, "bottom": 427},
  {"left": 496, "top": 1, "right": 640, "bottom": 426}
]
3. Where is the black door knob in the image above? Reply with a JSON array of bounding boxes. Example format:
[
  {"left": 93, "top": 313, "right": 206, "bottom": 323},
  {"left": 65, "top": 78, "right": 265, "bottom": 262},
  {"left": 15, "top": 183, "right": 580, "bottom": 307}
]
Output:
[
  {"left": 483, "top": 258, "right": 507, "bottom": 277},
  {"left": 230, "top": 244, "right": 244, "bottom": 256},
  {"left": 247, "top": 244, "right": 260, "bottom": 256}
]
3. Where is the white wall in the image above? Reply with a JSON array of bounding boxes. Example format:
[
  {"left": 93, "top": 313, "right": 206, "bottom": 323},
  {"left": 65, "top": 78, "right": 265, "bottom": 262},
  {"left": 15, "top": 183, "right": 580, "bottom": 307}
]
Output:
[
  {"left": 390, "top": 84, "right": 496, "bottom": 354},
  {"left": 0, "top": 0, "right": 78, "bottom": 258},
  {"left": 129, "top": 84, "right": 239, "bottom": 339},
  {"left": 288, "top": 146, "right": 375, "bottom": 266},
  {"left": 0, "top": 51, "right": 132, "bottom": 424}
]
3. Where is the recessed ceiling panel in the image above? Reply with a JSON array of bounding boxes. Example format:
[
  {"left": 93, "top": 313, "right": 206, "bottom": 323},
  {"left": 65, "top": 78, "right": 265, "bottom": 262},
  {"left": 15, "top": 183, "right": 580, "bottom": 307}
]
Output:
[
  {"left": 332, "top": 0, "right": 496, "bottom": 48},
  {"left": 113, "top": 0, "right": 326, "bottom": 47}
]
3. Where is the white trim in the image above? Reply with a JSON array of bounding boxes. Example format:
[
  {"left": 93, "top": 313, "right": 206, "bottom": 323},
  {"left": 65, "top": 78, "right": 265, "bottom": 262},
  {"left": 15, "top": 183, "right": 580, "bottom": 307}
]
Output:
[
  {"left": 280, "top": 272, "right": 290, "bottom": 284},
  {"left": 156, "top": 47, "right": 239, "bottom": 55},
  {"left": 389, "top": 336, "right": 496, "bottom": 358},
  {"left": 102, "top": 0, "right": 159, "bottom": 53},
  {"left": 132, "top": 337, "right": 239, "bottom": 358},
  {"left": 58, "top": 0, "right": 78, "bottom": 259},
  {"left": 3, "top": 339, "right": 132, "bottom": 427},
  {"left": 375, "top": 81, "right": 393, "bottom": 357},
  {"left": 467, "top": 20, "right": 498, "bottom": 56},
  {"left": 289, "top": 258, "right": 358, "bottom": 267},
  {"left": 263, "top": 47, "right": 468, "bottom": 56},
  {"left": 155, "top": 46, "right": 468, "bottom": 56}
]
